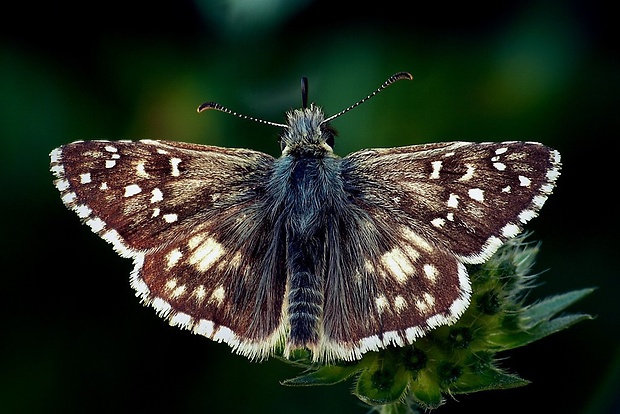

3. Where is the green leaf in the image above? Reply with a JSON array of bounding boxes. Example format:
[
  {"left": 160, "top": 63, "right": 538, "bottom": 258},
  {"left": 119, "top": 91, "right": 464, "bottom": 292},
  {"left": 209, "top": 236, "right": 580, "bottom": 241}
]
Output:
[
  {"left": 354, "top": 365, "right": 410, "bottom": 405},
  {"left": 451, "top": 366, "right": 529, "bottom": 394},
  {"left": 520, "top": 288, "right": 595, "bottom": 330},
  {"left": 409, "top": 370, "right": 443, "bottom": 409},
  {"left": 281, "top": 364, "right": 361, "bottom": 386},
  {"left": 489, "top": 313, "right": 593, "bottom": 350},
  {"left": 482, "top": 288, "right": 594, "bottom": 350}
]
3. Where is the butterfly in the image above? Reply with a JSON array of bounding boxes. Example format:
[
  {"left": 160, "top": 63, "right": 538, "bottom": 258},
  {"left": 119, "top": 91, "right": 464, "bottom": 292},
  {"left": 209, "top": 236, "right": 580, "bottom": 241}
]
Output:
[{"left": 50, "top": 72, "right": 561, "bottom": 363}]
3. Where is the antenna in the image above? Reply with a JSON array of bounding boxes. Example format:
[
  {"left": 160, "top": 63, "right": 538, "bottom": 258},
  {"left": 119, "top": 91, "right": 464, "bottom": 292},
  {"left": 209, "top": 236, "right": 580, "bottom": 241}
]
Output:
[
  {"left": 197, "top": 72, "right": 412, "bottom": 128},
  {"left": 322, "top": 72, "right": 413, "bottom": 124},
  {"left": 197, "top": 101, "right": 288, "bottom": 129}
]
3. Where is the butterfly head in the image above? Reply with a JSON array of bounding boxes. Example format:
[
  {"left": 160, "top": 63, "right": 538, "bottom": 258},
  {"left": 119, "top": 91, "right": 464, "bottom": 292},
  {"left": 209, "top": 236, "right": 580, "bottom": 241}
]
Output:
[{"left": 280, "top": 104, "right": 336, "bottom": 157}]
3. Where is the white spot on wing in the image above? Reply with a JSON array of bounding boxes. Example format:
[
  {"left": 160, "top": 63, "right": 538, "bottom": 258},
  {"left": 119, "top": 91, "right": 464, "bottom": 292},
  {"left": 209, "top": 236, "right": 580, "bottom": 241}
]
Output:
[
  {"left": 75, "top": 204, "right": 92, "bottom": 218},
  {"left": 136, "top": 161, "right": 150, "bottom": 178},
  {"left": 518, "top": 209, "right": 537, "bottom": 223},
  {"left": 163, "top": 213, "right": 178, "bottom": 223},
  {"left": 55, "top": 179, "right": 70, "bottom": 192},
  {"left": 170, "top": 312, "right": 193, "bottom": 328},
  {"left": 194, "top": 285, "right": 207, "bottom": 302},
  {"left": 80, "top": 173, "right": 92, "bottom": 184},
  {"left": 468, "top": 188, "right": 484, "bottom": 202},
  {"left": 165, "top": 278, "right": 177, "bottom": 290},
  {"left": 381, "top": 248, "right": 414, "bottom": 282},
  {"left": 400, "top": 227, "right": 434, "bottom": 253},
  {"left": 124, "top": 184, "right": 142, "bottom": 197},
  {"left": 423, "top": 264, "right": 438, "bottom": 283},
  {"left": 188, "top": 233, "right": 207, "bottom": 249},
  {"left": 105, "top": 160, "right": 116, "bottom": 168},
  {"left": 415, "top": 296, "right": 430, "bottom": 313},
  {"left": 501, "top": 223, "right": 520, "bottom": 238},
  {"left": 189, "top": 237, "right": 224, "bottom": 271},
  {"left": 86, "top": 217, "right": 105, "bottom": 233},
  {"left": 50, "top": 148, "right": 62, "bottom": 163},
  {"left": 394, "top": 296, "right": 407, "bottom": 312},
  {"left": 375, "top": 295, "right": 389, "bottom": 314},
  {"left": 431, "top": 217, "right": 445, "bottom": 228},
  {"left": 61, "top": 192, "right": 76, "bottom": 204},
  {"left": 447, "top": 193, "right": 459, "bottom": 208},
  {"left": 170, "top": 157, "right": 182, "bottom": 177},
  {"left": 211, "top": 285, "right": 226, "bottom": 305},
  {"left": 194, "top": 319, "right": 215, "bottom": 337},
  {"left": 165, "top": 248, "right": 183, "bottom": 269},
  {"left": 423, "top": 292, "right": 436, "bottom": 308},
  {"left": 171, "top": 285, "right": 187, "bottom": 298},
  {"left": 150, "top": 188, "right": 164, "bottom": 203},
  {"left": 458, "top": 164, "right": 475, "bottom": 181},
  {"left": 518, "top": 175, "right": 531, "bottom": 187},
  {"left": 429, "top": 160, "right": 442, "bottom": 179}
]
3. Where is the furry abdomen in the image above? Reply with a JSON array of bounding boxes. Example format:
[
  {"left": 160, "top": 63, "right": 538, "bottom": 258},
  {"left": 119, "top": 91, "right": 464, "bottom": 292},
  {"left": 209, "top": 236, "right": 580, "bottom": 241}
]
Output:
[{"left": 279, "top": 154, "right": 342, "bottom": 351}]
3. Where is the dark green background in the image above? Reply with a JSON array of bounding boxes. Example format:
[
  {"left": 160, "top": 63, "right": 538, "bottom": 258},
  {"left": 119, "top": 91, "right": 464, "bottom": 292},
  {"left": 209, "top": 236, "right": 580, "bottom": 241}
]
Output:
[{"left": 1, "top": 1, "right": 617, "bottom": 412}]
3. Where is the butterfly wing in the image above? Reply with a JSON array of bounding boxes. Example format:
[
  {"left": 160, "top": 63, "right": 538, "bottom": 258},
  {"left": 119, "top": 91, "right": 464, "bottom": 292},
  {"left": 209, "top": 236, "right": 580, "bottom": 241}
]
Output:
[
  {"left": 50, "top": 140, "right": 287, "bottom": 360},
  {"left": 317, "top": 141, "right": 560, "bottom": 360},
  {"left": 342, "top": 141, "right": 561, "bottom": 263}
]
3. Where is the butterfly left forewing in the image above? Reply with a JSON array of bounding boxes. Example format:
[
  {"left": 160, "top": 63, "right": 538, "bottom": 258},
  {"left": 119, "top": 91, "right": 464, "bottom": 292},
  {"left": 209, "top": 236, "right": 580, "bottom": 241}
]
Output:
[{"left": 51, "top": 139, "right": 275, "bottom": 252}]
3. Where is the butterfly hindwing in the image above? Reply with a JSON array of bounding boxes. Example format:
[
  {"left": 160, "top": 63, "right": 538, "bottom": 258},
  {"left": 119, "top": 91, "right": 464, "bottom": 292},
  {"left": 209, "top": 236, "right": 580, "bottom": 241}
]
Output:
[{"left": 318, "top": 194, "right": 470, "bottom": 361}]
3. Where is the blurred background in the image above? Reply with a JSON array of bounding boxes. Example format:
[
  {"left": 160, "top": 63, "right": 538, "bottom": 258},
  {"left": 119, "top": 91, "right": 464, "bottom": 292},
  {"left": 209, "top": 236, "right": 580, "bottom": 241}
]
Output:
[{"left": 1, "top": 0, "right": 617, "bottom": 412}]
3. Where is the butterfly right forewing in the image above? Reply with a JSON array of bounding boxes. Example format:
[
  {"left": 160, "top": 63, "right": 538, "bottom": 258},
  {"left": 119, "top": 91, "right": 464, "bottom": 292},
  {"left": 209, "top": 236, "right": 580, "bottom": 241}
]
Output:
[{"left": 342, "top": 141, "right": 560, "bottom": 263}]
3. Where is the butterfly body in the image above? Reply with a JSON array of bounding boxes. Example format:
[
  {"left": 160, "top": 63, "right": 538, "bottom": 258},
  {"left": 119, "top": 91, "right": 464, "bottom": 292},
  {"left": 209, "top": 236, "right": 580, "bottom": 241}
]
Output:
[
  {"left": 50, "top": 75, "right": 561, "bottom": 363},
  {"left": 267, "top": 106, "right": 352, "bottom": 356}
]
